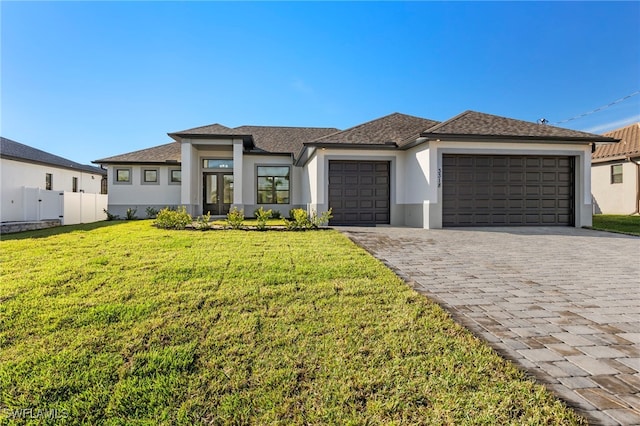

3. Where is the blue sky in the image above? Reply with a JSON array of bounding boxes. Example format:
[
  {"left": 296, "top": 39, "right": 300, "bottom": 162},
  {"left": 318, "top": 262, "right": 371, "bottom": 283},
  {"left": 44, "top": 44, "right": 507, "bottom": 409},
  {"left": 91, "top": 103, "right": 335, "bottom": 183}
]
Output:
[{"left": 2, "top": 1, "right": 639, "bottom": 165}]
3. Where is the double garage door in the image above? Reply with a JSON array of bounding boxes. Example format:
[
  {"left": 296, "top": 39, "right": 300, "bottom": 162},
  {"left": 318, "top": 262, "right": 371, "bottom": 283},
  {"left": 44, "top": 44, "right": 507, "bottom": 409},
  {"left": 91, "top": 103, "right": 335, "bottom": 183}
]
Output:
[
  {"left": 442, "top": 154, "right": 575, "bottom": 226},
  {"left": 328, "top": 156, "right": 574, "bottom": 227}
]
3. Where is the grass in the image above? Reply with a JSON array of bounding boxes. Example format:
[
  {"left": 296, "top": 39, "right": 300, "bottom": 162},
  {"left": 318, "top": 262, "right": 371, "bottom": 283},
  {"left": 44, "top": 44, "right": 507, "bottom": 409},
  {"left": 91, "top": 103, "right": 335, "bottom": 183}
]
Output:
[
  {"left": 591, "top": 214, "right": 640, "bottom": 236},
  {"left": 0, "top": 221, "right": 584, "bottom": 425}
]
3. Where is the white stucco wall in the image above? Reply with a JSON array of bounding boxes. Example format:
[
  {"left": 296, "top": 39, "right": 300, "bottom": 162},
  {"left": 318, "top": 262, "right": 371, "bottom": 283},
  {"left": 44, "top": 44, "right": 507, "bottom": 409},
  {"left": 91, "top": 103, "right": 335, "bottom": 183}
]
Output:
[
  {"left": 1, "top": 158, "right": 104, "bottom": 222},
  {"left": 106, "top": 164, "right": 181, "bottom": 217},
  {"left": 591, "top": 161, "right": 638, "bottom": 214},
  {"left": 241, "top": 154, "right": 298, "bottom": 217}
]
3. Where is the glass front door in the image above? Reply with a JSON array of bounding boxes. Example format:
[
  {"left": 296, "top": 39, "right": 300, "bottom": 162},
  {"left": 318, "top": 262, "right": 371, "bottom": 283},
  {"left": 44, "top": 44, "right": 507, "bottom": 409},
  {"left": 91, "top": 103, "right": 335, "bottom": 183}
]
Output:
[{"left": 203, "top": 173, "right": 233, "bottom": 215}]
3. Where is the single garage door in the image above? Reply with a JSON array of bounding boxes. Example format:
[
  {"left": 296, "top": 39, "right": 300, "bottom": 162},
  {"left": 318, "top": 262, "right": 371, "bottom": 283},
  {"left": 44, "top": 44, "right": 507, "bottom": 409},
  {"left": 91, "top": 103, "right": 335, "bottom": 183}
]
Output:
[
  {"left": 329, "top": 160, "right": 390, "bottom": 225},
  {"left": 442, "top": 155, "right": 574, "bottom": 226}
]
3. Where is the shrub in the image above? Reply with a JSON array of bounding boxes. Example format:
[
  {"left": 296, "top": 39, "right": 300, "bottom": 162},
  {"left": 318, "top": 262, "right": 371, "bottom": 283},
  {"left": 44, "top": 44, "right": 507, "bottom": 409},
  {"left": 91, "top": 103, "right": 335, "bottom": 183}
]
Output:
[
  {"left": 154, "top": 206, "right": 192, "bottom": 230},
  {"left": 125, "top": 208, "right": 138, "bottom": 220},
  {"left": 285, "top": 208, "right": 332, "bottom": 230},
  {"left": 103, "top": 209, "right": 119, "bottom": 221},
  {"left": 226, "top": 207, "right": 245, "bottom": 230},
  {"left": 194, "top": 211, "right": 212, "bottom": 230},
  {"left": 271, "top": 210, "right": 282, "bottom": 219},
  {"left": 145, "top": 207, "right": 159, "bottom": 219},
  {"left": 254, "top": 207, "right": 272, "bottom": 231}
]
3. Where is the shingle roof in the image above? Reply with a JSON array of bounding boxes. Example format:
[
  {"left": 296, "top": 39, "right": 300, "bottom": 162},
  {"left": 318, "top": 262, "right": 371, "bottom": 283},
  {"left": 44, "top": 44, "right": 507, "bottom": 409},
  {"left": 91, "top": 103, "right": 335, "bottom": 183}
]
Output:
[
  {"left": 309, "top": 112, "right": 439, "bottom": 147},
  {"left": 93, "top": 142, "right": 181, "bottom": 164},
  {"left": 1, "top": 137, "right": 106, "bottom": 175},
  {"left": 421, "top": 110, "right": 617, "bottom": 142},
  {"left": 170, "top": 124, "right": 339, "bottom": 155},
  {"left": 592, "top": 123, "right": 640, "bottom": 162}
]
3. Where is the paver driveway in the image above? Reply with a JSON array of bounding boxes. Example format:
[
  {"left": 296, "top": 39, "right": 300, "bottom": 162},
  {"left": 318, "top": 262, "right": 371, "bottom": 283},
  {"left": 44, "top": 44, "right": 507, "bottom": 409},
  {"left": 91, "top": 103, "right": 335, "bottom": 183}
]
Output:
[{"left": 340, "top": 226, "right": 640, "bottom": 426}]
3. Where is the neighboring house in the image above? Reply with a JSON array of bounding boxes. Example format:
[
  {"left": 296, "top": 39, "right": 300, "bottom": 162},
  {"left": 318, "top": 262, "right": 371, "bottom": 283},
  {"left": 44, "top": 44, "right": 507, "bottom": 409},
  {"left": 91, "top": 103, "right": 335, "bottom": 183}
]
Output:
[
  {"left": 94, "top": 111, "right": 616, "bottom": 228},
  {"left": 1, "top": 137, "right": 108, "bottom": 224},
  {"left": 591, "top": 123, "right": 640, "bottom": 215}
]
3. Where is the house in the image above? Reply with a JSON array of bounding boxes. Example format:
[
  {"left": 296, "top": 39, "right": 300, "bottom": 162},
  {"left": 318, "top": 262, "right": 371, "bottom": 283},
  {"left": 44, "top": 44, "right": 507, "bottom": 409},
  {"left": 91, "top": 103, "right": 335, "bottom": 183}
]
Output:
[
  {"left": 591, "top": 123, "right": 640, "bottom": 215},
  {"left": 94, "top": 111, "right": 616, "bottom": 228},
  {"left": 1, "top": 137, "right": 108, "bottom": 225}
]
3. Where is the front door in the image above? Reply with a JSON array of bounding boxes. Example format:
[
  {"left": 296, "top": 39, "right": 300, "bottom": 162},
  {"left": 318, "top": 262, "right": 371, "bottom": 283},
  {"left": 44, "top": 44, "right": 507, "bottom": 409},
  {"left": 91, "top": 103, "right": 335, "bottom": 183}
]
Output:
[{"left": 203, "top": 173, "right": 233, "bottom": 215}]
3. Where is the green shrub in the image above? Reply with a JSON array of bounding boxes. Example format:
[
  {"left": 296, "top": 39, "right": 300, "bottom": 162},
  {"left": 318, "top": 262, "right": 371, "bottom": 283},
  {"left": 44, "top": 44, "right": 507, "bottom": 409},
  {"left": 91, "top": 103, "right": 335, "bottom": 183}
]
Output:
[
  {"left": 285, "top": 208, "right": 332, "bottom": 230},
  {"left": 125, "top": 208, "right": 138, "bottom": 220},
  {"left": 271, "top": 210, "right": 282, "bottom": 219},
  {"left": 103, "top": 209, "right": 119, "bottom": 221},
  {"left": 254, "top": 207, "right": 272, "bottom": 231},
  {"left": 145, "top": 207, "right": 159, "bottom": 219},
  {"left": 226, "top": 207, "right": 245, "bottom": 230},
  {"left": 194, "top": 212, "right": 212, "bottom": 230},
  {"left": 154, "top": 206, "right": 192, "bottom": 230}
]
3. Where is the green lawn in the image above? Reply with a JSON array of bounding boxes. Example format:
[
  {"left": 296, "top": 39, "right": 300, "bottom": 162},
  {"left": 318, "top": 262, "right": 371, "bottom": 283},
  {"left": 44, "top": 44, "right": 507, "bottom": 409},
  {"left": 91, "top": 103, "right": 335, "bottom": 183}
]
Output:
[
  {"left": 592, "top": 214, "right": 640, "bottom": 236},
  {"left": 0, "top": 221, "right": 584, "bottom": 425}
]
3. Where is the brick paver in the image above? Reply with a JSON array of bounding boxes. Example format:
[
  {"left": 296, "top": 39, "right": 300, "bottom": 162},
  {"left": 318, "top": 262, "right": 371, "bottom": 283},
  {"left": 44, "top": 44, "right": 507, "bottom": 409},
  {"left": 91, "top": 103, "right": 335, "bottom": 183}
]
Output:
[{"left": 340, "top": 226, "right": 640, "bottom": 425}]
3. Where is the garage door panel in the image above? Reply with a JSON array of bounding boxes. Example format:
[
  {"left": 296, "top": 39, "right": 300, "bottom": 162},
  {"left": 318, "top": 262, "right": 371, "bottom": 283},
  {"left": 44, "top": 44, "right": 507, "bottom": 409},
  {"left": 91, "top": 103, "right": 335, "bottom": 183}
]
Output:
[
  {"left": 329, "top": 160, "right": 390, "bottom": 225},
  {"left": 443, "top": 155, "right": 574, "bottom": 227}
]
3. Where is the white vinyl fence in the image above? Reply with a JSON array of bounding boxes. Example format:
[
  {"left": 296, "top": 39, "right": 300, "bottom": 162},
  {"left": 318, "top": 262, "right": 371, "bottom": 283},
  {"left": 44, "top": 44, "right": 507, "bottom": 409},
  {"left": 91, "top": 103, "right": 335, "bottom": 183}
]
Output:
[{"left": 22, "top": 187, "right": 107, "bottom": 225}]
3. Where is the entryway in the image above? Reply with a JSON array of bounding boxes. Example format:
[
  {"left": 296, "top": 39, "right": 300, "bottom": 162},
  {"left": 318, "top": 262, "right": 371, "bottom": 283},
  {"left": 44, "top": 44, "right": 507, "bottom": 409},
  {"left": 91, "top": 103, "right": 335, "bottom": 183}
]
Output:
[{"left": 203, "top": 173, "right": 233, "bottom": 215}]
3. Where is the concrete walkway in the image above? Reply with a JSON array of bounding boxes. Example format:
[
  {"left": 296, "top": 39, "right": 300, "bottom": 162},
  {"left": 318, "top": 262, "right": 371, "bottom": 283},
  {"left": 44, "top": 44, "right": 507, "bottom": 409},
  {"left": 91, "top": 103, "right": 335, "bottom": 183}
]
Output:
[{"left": 340, "top": 226, "right": 640, "bottom": 425}]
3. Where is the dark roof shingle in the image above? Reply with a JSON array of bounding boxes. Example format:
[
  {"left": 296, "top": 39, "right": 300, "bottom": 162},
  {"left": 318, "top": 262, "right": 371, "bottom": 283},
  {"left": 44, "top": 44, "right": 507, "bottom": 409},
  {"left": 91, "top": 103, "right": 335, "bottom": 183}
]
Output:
[
  {"left": 592, "top": 123, "right": 640, "bottom": 162},
  {"left": 422, "top": 110, "right": 617, "bottom": 141},
  {"left": 1, "top": 137, "right": 106, "bottom": 174},
  {"left": 309, "top": 112, "right": 439, "bottom": 147},
  {"left": 93, "top": 142, "right": 181, "bottom": 164}
]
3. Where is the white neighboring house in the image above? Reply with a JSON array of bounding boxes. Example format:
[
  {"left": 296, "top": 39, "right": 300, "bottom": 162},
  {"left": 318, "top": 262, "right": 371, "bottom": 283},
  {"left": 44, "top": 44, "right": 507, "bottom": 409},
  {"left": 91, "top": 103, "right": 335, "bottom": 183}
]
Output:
[
  {"left": 591, "top": 123, "right": 640, "bottom": 215},
  {"left": 1, "top": 137, "right": 107, "bottom": 224},
  {"left": 95, "top": 111, "right": 616, "bottom": 228}
]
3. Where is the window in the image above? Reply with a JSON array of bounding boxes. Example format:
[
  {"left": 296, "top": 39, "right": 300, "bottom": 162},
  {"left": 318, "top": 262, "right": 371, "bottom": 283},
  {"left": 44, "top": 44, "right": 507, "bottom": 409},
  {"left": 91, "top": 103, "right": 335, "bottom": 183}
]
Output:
[
  {"left": 203, "top": 159, "right": 233, "bottom": 169},
  {"left": 72, "top": 177, "right": 78, "bottom": 192},
  {"left": 611, "top": 164, "right": 623, "bottom": 184},
  {"left": 45, "top": 173, "right": 53, "bottom": 190},
  {"left": 170, "top": 169, "right": 182, "bottom": 184},
  {"left": 257, "top": 166, "right": 290, "bottom": 204},
  {"left": 142, "top": 168, "right": 159, "bottom": 184},
  {"left": 115, "top": 168, "right": 131, "bottom": 184}
]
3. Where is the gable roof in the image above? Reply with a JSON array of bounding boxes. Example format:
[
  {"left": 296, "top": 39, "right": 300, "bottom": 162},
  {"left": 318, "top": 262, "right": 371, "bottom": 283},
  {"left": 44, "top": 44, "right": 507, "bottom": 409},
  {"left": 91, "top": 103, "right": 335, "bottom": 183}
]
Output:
[
  {"left": 592, "top": 122, "right": 640, "bottom": 162},
  {"left": 420, "top": 110, "right": 617, "bottom": 142},
  {"left": 308, "top": 112, "right": 439, "bottom": 147},
  {"left": 169, "top": 124, "right": 339, "bottom": 155},
  {"left": 1, "top": 137, "right": 106, "bottom": 175},
  {"left": 93, "top": 142, "right": 181, "bottom": 164}
]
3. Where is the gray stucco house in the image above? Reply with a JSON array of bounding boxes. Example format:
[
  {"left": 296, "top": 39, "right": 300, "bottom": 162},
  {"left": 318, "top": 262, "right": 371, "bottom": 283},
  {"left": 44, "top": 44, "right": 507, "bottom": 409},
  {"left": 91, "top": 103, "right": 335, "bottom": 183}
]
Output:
[{"left": 94, "top": 111, "right": 616, "bottom": 228}]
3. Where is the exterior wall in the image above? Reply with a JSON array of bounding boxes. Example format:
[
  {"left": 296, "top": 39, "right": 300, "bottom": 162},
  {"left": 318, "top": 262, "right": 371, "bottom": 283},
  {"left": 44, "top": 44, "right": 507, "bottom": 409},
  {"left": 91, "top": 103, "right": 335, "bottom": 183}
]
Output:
[
  {"left": 591, "top": 160, "right": 638, "bottom": 214},
  {"left": 424, "top": 140, "right": 593, "bottom": 229},
  {"left": 1, "top": 158, "right": 104, "bottom": 222},
  {"left": 242, "top": 154, "right": 300, "bottom": 218},
  {"left": 106, "top": 164, "right": 181, "bottom": 217}
]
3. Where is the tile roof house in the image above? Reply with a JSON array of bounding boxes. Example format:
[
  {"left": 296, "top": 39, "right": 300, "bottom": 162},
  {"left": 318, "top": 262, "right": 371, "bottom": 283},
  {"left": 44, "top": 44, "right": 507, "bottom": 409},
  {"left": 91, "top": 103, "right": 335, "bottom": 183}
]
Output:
[
  {"left": 94, "top": 111, "right": 616, "bottom": 228},
  {"left": 1, "top": 137, "right": 107, "bottom": 224},
  {"left": 591, "top": 122, "right": 640, "bottom": 214}
]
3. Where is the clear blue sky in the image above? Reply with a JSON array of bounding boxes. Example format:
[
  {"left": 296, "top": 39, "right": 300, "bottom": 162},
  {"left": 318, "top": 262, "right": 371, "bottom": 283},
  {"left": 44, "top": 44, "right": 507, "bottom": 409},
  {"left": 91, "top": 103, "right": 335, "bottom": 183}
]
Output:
[{"left": 2, "top": 1, "right": 639, "bottom": 165}]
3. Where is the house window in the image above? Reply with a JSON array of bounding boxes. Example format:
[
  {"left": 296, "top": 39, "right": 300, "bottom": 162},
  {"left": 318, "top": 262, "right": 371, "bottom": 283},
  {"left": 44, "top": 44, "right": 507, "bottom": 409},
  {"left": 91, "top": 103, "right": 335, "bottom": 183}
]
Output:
[
  {"left": 203, "top": 159, "right": 233, "bottom": 169},
  {"left": 611, "top": 164, "right": 623, "bottom": 184},
  {"left": 72, "top": 177, "right": 78, "bottom": 192},
  {"left": 45, "top": 173, "right": 53, "bottom": 190},
  {"left": 257, "top": 166, "right": 290, "bottom": 204},
  {"left": 142, "top": 168, "right": 159, "bottom": 184},
  {"left": 170, "top": 169, "right": 181, "bottom": 184},
  {"left": 115, "top": 168, "right": 131, "bottom": 184}
]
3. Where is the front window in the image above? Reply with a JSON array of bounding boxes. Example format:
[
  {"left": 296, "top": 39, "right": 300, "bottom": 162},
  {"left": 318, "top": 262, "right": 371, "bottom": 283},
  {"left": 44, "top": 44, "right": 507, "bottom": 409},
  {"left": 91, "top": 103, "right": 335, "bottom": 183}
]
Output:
[
  {"left": 143, "top": 168, "right": 158, "bottom": 184},
  {"left": 257, "top": 166, "right": 290, "bottom": 204},
  {"left": 115, "top": 168, "right": 131, "bottom": 183},
  {"left": 611, "top": 164, "right": 623, "bottom": 184},
  {"left": 170, "top": 169, "right": 181, "bottom": 184},
  {"left": 72, "top": 177, "right": 78, "bottom": 192},
  {"left": 203, "top": 159, "right": 233, "bottom": 169},
  {"left": 45, "top": 173, "right": 53, "bottom": 190}
]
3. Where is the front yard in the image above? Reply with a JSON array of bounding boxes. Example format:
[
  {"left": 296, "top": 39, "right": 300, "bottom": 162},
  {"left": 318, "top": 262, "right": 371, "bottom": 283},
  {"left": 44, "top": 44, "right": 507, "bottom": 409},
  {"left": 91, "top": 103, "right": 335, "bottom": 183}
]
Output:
[
  {"left": 0, "top": 221, "right": 584, "bottom": 424},
  {"left": 591, "top": 214, "right": 640, "bottom": 236}
]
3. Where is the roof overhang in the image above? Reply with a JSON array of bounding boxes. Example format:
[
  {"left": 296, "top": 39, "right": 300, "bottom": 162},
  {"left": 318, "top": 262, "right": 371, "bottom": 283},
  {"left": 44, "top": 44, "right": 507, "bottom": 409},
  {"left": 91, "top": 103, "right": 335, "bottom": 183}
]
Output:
[
  {"left": 92, "top": 160, "right": 181, "bottom": 166},
  {"left": 2, "top": 154, "right": 106, "bottom": 175},
  {"left": 417, "top": 133, "right": 619, "bottom": 144},
  {"left": 295, "top": 142, "right": 398, "bottom": 166},
  {"left": 169, "top": 132, "right": 255, "bottom": 150}
]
